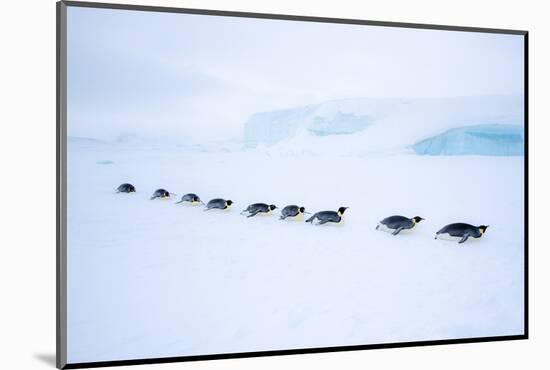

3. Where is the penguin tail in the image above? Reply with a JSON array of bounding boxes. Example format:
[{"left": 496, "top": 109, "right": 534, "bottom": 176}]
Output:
[
  {"left": 305, "top": 216, "right": 314, "bottom": 223},
  {"left": 175, "top": 200, "right": 183, "bottom": 204},
  {"left": 150, "top": 196, "right": 156, "bottom": 200},
  {"left": 376, "top": 224, "right": 379, "bottom": 230},
  {"left": 279, "top": 216, "right": 286, "bottom": 220}
]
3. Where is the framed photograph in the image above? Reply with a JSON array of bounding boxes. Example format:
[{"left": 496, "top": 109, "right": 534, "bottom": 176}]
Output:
[{"left": 57, "top": 1, "right": 528, "bottom": 368}]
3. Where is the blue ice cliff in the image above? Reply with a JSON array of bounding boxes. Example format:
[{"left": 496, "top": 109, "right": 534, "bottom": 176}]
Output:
[{"left": 412, "top": 124, "right": 524, "bottom": 156}]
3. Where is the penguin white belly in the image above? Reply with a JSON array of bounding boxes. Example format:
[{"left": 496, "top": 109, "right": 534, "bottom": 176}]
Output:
[
  {"left": 376, "top": 223, "right": 394, "bottom": 233},
  {"left": 244, "top": 209, "right": 273, "bottom": 216},
  {"left": 181, "top": 201, "right": 200, "bottom": 206},
  {"left": 435, "top": 233, "right": 463, "bottom": 242},
  {"left": 397, "top": 227, "right": 414, "bottom": 234},
  {"left": 290, "top": 212, "right": 305, "bottom": 221},
  {"left": 322, "top": 218, "right": 345, "bottom": 226}
]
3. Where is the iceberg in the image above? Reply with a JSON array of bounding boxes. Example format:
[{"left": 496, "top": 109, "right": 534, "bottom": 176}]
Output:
[
  {"left": 243, "top": 99, "right": 396, "bottom": 148},
  {"left": 242, "top": 96, "right": 524, "bottom": 154},
  {"left": 412, "top": 124, "right": 524, "bottom": 156},
  {"left": 244, "top": 106, "right": 317, "bottom": 148},
  {"left": 308, "top": 112, "right": 372, "bottom": 136}
]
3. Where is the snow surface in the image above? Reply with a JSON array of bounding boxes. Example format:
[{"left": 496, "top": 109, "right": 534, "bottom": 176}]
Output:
[
  {"left": 67, "top": 141, "right": 524, "bottom": 363},
  {"left": 243, "top": 95, "right": 524, "bottom": 155}
]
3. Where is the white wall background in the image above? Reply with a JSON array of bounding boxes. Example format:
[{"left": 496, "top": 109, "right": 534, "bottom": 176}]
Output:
[{"left": 0, "top": 0, "right": 547, "bottom": 369}]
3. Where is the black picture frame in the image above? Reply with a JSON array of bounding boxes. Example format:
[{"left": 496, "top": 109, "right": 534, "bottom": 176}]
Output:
[{"left": 56, "top": 1, "right": 529, "bottom": 368}]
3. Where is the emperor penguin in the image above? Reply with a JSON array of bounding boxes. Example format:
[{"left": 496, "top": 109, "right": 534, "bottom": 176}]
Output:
[
  {"left": 176, "top": 193, "right": 204, "bottom": 205},
  {"left": 150, "top": 189, "right": 174, "bottom": 200},
  {"left": 376, "top": 215, "right": 424, "bottom": 235},
  {"left": 116, "top": 183, "right": 135, "bottom": 193},
  {"left": 204, "top": 198, "right": 233, "bottom": 211},
  {"left": 241, "top": 203, "right": 277, "bottom": 217},
  {"left": 279, "top": 205, "right": 310, "bottom": 220},
  {"left": 305, "top": 207, "right": 348, "bottom": 225},
  {"left": 435, "top": 223, "right": 489, "bottom": 244}
]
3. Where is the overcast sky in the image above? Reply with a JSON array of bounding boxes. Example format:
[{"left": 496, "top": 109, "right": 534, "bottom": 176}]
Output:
[{"left": 67, "top": 6, "right": 524, "bottom": 142}]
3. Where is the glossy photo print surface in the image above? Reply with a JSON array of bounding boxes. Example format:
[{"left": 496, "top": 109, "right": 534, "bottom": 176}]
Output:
[{"left": 63, "top": 3, "right": 526, "bottom": 367}]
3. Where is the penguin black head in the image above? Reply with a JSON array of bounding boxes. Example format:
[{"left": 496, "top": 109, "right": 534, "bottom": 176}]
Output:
[
  {"left": 164, "top": 191, "right": 170, "bottom": 197},
  {"left": 193, "top": 195, "right": 200, "bottom": 202},
  {"left": 269, "top": 204, "right": 277, "bottom": 211},
  {"left": 338, "top": 207, "right": 349, "bottom": 215},
  {"left": 412, "top": 216, "right": 424, "bottom": 223},
  {"left": 299, "top": 207, "right": 305, "bottom": 213},
  {"left": 226, "top": 200, "right": 233, "bottom": 206},
  {"left": 130, "top": 186, "right": 136, "bottom": 192},
  {"left": 479, "top": 225, "right": 489, "bottom": 233}
]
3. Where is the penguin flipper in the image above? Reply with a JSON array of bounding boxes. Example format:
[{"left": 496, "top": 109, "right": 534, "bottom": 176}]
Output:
[
  {"left": 247, "top": 210, "right": 260, "bottom": 218},
  {"left": 376, "top": 224, "right": 379, "bottom": 230},
  {"left": 150, "top": 196, "right": 157, "bottom": 200},
  {"left": 175, "top": 200, "right": 183, "bottom": 204},
  {"left": 279, "top": 215, "right": 287, "bottom": 220},
  {"left": 317, "top": 219, "right": 328, "bottom": 225},
  {"left": 392, "top": 227, "right": 404, "bottom": 236},
  {"left": 305, "top": 215, "right": 315, "bottom": 223},
  {"left": 458, "top": 235, "right": 470, "bottom": 244}
]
